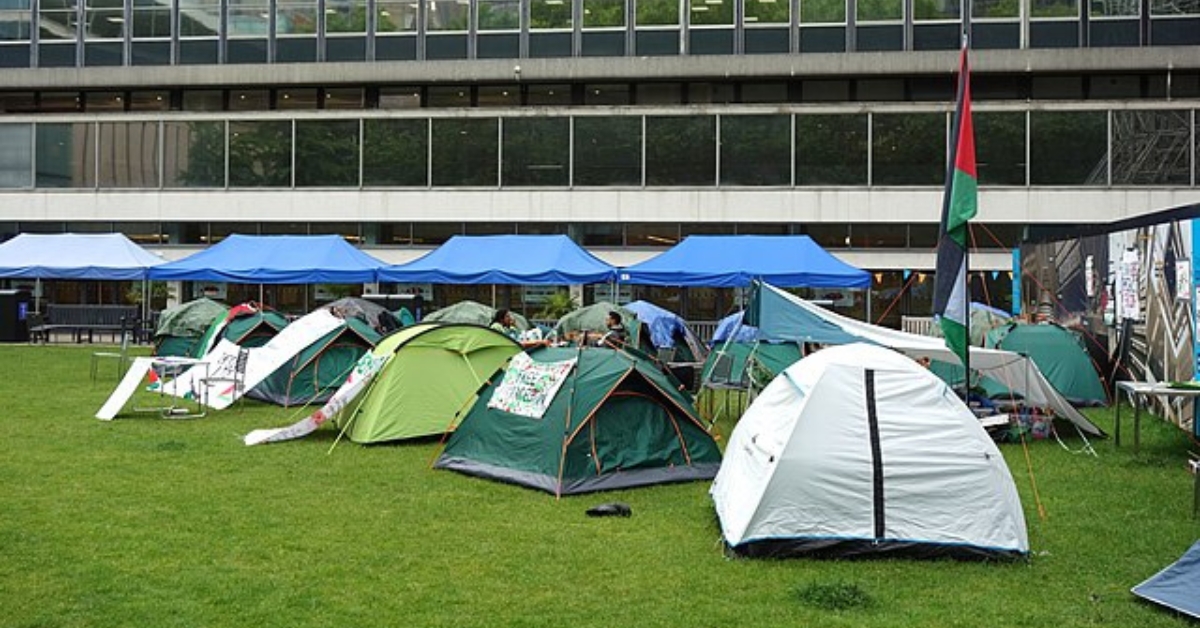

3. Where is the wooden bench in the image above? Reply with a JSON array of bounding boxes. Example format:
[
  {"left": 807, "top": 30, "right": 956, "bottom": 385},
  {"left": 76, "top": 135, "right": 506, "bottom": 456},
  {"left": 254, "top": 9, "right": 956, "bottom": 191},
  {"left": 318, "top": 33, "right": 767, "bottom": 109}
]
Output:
[{"left": 30, "top": 304, "right": 140, "bottom": 343}]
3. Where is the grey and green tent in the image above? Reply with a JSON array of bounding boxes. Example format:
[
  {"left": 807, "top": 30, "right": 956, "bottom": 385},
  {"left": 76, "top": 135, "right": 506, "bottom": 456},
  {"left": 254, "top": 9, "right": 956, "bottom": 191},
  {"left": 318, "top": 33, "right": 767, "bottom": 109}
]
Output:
[
  {"left": 435, "top": 346, "right": 723, "bottom": 496},
  {"left": 153, "top": 298, "right": 228, "bottom": 357},
  {"left": 700, "top": 341, "right": 804, "bottom": 390},
  {"left": 222, "top": 309, "right": 290, "bottom": 347},
  {"left": 424, "top": 300, "right": 530, "bottom": 331},
  {"left": 553, "top": 301, "right": 652, "bottom": 352},
  {"left": 248, "top": 315, "right": 382, "bottom": 407},
  {"left": 334, "top": 323, "right": 522, "bottom": 443},
  {"left": 985, "top": 323, "right": 1108, "bottom": 406}
]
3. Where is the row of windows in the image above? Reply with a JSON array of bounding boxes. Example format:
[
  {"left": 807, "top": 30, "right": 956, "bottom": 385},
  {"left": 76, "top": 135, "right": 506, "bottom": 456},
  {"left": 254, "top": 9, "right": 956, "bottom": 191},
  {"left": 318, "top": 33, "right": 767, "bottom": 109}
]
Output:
[
  {"left": 1, "top": 0, "right": 1198, "bottom": 67},
  {"left": 0, "top": 220, "right": 1025, "bottom": 249},
  {"left": 0, "top": 109, "right": 1195, "bottom": 189},
  {"left": 6, "top": 73, "right": 1200, "bottom": 115}
]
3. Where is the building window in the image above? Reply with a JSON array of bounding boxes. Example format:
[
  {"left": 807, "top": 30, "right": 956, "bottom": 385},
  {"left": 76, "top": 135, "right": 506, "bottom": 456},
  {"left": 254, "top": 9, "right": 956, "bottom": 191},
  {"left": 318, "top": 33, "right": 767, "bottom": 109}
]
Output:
[
  {"left": 0, "top": 0, "right": 33, "bottom": 42},
  {"left": 478, "top": 0, "right": 520, "bottom": 30},
  {"left": 427, "top": 0, "right": 469, "bottom": 30},
  {"left": 163, "top": 120, "right": 225, "bottom": 188},
  {"left": 36, "top": 122, "right": 96, "bottom": 188},
  {"left": 0, "top": 124, "right": 33, "bottom": 189},
  {"left": 802, "top": 0, "right": 846, "bottom": 22},
  {"left": 1151, "top": 0, "right": 1200, "bottom": 13},
  {"left": 363, "top": 119, "right": 428, "bottom": 187},
  {"left": 83, "top": 0, "right": 121, "bottom": 40},
  {"left": 646, "top": 116, "right": 715, "bottom": 186},
  {"left": 1029, "top": 110, "right": 1106, "bottom": 185},
  {"left": 690, "top": 0, "right": 733, "bottom": 25},
  {"left": 573, "top": 116, "right": 642, "bottom": 186},
  {"left": 975, "top": 111, "right": 1026, "bottom": 186},
  {"left": 325, "top": 0, "right": 369, "bottom": 33},
  {"left": 720, "top": 115, "right": 791, "bottom": 186},
  {"left": 584, "top": 0, "right": 625, "bottom": 26},
  {"left": 637, "top": 0, "right": 679, "bottom": 25},
  {"left": 375, "top": 0, "right": 418, "bottom": 31},
  {"left": 1111, "top": 110, "right": 1191, "bottom": 185},
  {"left": 744, "top": 0, "right": 789, "bottom": 24},
  {"left": 432, "top": 118, "right": 498, "bottom": 186},
  {"left": 796, "top": 114, "right": 867, "bottom": 185},
  {"left": 857, "top": 0, "right": 901, "bottom": 21},
  {"left": 295, "top": 120, "right": 359, "bottom": 187},
  {"left": 1032, "top": 0, "right": 1078, "bottom": 16},
  {"left": 229, "top": 120, "right": 292, "bottom": 187},
  {"left": 132, "top": 0, "right": 171, "bottom": 39},
  {"left": 39, "top": 0, "right": 78, "bottom": 41},
  {"left": 532, "top": 0, "right": 573, "bottom": 28},
  {"left": 98, "top": 122, "right": 160, "bottom": 188},
  {"left": 502, "top": 118, "right": 569, "bottom": 187},
  {"left": 179, "top": 0, "right": 220, "bottom": 37},
  {"left": 227, "top": 0, "right": 272, "bottom": 36},
  {"left": 277, "top": 88, "right": 319, "bottom": 109},
  {"left": 871, "top": 113, "right": 944, "bottom": 186}
]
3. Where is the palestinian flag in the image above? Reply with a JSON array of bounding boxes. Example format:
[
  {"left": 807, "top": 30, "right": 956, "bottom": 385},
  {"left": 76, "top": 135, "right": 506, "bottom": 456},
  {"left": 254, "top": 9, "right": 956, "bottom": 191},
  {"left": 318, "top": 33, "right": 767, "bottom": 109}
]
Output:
[{"left": 933, "top": 44, "right": 977, "bottom": 368}]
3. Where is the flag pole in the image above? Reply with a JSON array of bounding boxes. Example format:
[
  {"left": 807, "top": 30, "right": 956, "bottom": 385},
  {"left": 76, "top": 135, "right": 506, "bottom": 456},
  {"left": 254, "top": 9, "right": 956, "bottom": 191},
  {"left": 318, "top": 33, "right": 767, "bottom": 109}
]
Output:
[{"left": 961, "top": 31, "right": 971, "bottom": 398}]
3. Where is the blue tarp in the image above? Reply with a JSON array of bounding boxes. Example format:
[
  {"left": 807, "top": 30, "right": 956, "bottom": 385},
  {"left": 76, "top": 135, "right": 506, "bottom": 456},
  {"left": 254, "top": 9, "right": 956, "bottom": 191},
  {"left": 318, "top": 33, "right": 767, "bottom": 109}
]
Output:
[
  {"left": 618, "top": 235, "right": 871, "bottom": 288},
  {"left": 1132, "top": 540, "right": 1200, "bottom": 620},
  {"left": 379, "top": 235, "right": 617, "bottom": 285},
  {"left": 149, "top": 234, "right": 383, "bottom": 284},
  {"left": 624, "top": 300, "right": 688, "bottom": 349},
  {"left": 711, "top": 311, "right": 758, "bottom": 345},
  {"left": 0, "top": 233, "right": 164, "bottom": 280}
]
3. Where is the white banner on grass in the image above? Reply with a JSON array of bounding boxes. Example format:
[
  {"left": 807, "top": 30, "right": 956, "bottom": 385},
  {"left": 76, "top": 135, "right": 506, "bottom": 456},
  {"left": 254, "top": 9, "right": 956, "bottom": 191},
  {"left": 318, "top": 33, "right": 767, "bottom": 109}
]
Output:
[
  {"left": 161, "top": 309, "right": 344, "bottom": 410},
  {"left": 487, "top": 352, "right": 576, "bottom": 419},
  {"left": 242, "top": 352, "right": 390, "bottom": 446},
  {"left": 95, "top": 357, "right": 156, "bottom": 420}
]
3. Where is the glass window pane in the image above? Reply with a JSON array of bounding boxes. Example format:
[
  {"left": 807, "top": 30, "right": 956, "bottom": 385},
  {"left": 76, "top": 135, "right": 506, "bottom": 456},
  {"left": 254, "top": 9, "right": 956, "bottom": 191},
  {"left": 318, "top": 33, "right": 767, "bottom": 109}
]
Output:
[
  {"left": 427, "top": 0, "right": 468, "bottom": 30},
  {"left": 858, "top": 0, "right": 902, "bottom": 20},
  {"left": 229, "top": 120, "right": 292, "bottom": 187},
  {"left": 163, "top": 120, "right": 225, "bottom": 188},
  {"left": 0, "top": 124, "right": 32, "bottom": 188},
  {"left": 325, "top": 0, "right": 368, "bottom": 33},
  {"left": 277, "top": 87, "right": 318, "bottom": 109},
  {"left": 228, "top": 0, "right": 271, "bottom": 36},
  {"left": 229, "top": 89, "right": 269, "bottom": 110},
  {"left": 295, "top": 120, "right": 359, "bottom": 187},
  {"left": 1111, "top": 110, "right": 1190, "bottom": 185},
  {"left": 745, "top": 0, "right": 789, "bottom": 23},
  {"left": 132, "top": 2, "right": 172, "bottom": 38},
  {"left": 527, "top": 84, "right": 571, "bottom": 105},
  {"left": 36, "top": 122, "right": 95, "bottom": 188},
  {"left": 98, "top": 122, "right": 159, "bottom": 188},
  {"left": 431, "top": 118, "right": 498, "bottom": 186},
  {"left": 646, "top": 116, "right": 715, "bottom": 186},
  {"left": 871, "top": 112, "right": 944, "bottom": 185},
  {"left": 84, "top": 0, "right": 122, "bottom": 39},
  {"left": 85, "top": 91, "right": 124, "bottom": 111},
  {"left": 690, "top": 0, "right": 734, "bottom": 25},
  {"left": 720, "top": 115, "right": 791, "bottom": 186},
  {"left": 379, "top": 87, "right": 422, "bottom": 108},
  {"left": 1, "top": 0, "right": 33, "bottom": 40},
  {"left": 427, "top": 85, "right": 471, "bottom": 107},
  {"left": 1091, "top": 0, "right": 1138, "bottom": 16},
  {"left": 801, "top": 0, "right": 845, "bottom": 22},
  {"left": 796, "top": 114, "right": 866, "bottom": 185},
  {"left": 532, "top": 0, "right": 572, "bottom": 28},
  {"left": 1029, "top": 110, "right": 1106, "bottom": 185},
  {"left": 179, "top": 0, "right": 220, "bottom": 37},
  {"left": 584, "top": 0, "right": 625, "bottom": 26},
  {"left": 412, "top": 222, "right": 461, "bottom": 244},
  {"left": 584, "top": 83, "right": 631, "bottom": 105},
  {"left": 363, "top": 118, "right": 428, "bottom": 186},
  {"left": 1032, "top": 0, "right": 1078, "bottom": 17},
  {"left": 972, "top": 0, "right": 1018, "bottom": 17},
  {"left": 477, "top": 85, "right": 519, "bottom": 107},
  {"left": 502, "top": 118, "right": 569, "bottom": 186},
  {"left": 637, "top": 0, "right": 679, "bottom": 25},
  {"left": 375, "top": 0, "right": 418, "bottom": 31},
  {"left": 913, "top": 0, "right": 959, "bottom": 19},
  {"left": 574, "top": 116, "right": 641, "bottom": 186},
  {"left": 478, "top": 0, "right": 519, "bottom": 29},
  {"left": 324, "top": 88, "right": 363, "bottom": 109},
  {"left": 975, "top": 111, "right": 1025, "bottom": 185},
  {"left": 1151, "top": 0, "right": 1200, "bottom": 14},
  {"left": 637, "top": 83, "right": 682, "bottom": 104},
  {"left": 39, "top": 0, "right": 77, "bottom": 40},
  {"left": 129, "top": 91, "right": 169, "bottom": 111},
  {"left": 278, "top": 0, "right": 318, "bottom": 34}
]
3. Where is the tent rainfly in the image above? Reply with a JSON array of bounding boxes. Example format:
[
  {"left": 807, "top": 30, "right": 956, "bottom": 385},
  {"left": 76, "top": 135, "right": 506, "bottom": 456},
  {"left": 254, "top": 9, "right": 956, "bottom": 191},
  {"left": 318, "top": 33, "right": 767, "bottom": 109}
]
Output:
[
  {"left": 435, "top": 346, "right": 722, "bottom": 495},
  {"left": 379, "top": 234, "right": 618, "bottom": 285},
  {"left": 247, "top": 313, "right": 382, "bottom": 407},
  {"left": 712, "top": 343, "right": 1029, "bottom": 560}
]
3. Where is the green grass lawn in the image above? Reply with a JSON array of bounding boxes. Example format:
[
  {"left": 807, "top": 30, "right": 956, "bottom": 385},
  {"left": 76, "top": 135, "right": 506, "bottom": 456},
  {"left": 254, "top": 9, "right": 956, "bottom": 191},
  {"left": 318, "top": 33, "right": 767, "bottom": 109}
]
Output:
[{"left": 2, "top": 345, "right": 1198, "bottom": 628}]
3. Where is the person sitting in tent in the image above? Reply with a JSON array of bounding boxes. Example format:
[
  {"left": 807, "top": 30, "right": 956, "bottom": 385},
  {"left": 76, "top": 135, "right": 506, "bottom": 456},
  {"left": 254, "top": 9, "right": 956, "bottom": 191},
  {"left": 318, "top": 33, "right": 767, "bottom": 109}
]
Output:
[
  {"left": 491, "top": 309, "right": 548, "bottom": 349},
  {"left": 597, "top": 311, "right": 628, "bottom": 348}
]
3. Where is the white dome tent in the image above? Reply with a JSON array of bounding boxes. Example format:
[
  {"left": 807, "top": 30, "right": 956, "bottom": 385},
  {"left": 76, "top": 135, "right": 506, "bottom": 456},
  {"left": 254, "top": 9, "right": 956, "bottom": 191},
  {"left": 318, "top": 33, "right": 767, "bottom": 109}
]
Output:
[{"left": 711, "top": 343, "right": 1029, "bottom": 560}]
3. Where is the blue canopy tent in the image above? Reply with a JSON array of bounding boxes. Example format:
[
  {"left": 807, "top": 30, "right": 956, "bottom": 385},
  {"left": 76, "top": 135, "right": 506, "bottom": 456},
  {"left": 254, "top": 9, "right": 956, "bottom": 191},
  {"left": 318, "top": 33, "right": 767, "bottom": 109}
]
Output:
[
  {"left": 149, "top": 234, "right": 383, "bottom": 284},
  {"left": 378, "top": 235, "right": 617, "bottom": 285},
  {"left": 618, "top": 235, "right": 870, "bottom": 289},
  {"left": 0, "top": 233, "right": 163, "bottom": 280}
]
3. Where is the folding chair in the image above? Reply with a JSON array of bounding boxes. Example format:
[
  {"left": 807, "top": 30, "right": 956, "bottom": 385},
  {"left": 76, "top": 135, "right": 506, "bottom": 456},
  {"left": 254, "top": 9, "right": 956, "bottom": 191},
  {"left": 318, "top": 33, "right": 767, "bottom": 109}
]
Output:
[
  {"left": 90, "top": 322, "right": 133, "bottom": 383},
  {"left": 201, "top": 347, "right": 251, "bottom": 411}
]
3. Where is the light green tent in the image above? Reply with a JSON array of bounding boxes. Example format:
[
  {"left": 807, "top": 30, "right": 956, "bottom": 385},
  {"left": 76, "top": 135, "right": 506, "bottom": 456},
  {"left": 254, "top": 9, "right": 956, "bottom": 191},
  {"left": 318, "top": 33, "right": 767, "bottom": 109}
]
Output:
[
  {"left": 424, "top": 300, "right": 530, "bottom": 331},
  {"left": 248, "top": 316, "right": 382, "bottom": 407},
  {"left": 334, "top": 323, "right": 522, "bottom": 443},
  {"left": 435, "top": 346, "right": 723, "bottom": 495},
  {"left": 153, "top": 298, "right": 228, "bottom": 357}
]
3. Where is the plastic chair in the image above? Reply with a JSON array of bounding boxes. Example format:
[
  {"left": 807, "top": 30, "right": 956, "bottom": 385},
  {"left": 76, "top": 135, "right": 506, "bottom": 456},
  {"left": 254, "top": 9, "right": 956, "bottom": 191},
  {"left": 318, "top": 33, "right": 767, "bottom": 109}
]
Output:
[
  {"left": 90, "top": 324, "right": 132, "bottom": 383},
  {"left": 200, "top": 347, "right": 250, "bottom": 411}
]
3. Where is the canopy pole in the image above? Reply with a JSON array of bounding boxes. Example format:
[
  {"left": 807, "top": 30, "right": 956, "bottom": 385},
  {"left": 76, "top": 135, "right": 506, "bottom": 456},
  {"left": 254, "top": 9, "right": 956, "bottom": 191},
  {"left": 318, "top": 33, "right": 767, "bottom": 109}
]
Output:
[
  {"left": 35, "top": 277, "right": 41, "bottom": 313},
  {"left": 259, "top": 283, "right": 264, "bottom": 307},
  {"left": 865, "top": 287, "right": 872, "bottom": 322}
]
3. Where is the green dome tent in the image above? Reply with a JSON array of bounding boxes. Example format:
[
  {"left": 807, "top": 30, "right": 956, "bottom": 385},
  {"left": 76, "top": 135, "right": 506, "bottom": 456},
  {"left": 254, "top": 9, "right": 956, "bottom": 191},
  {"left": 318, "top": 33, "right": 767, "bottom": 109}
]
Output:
[
  {"left": 248, "top": 315, "right": 383, "bottom": 407},
  {"left": 984, "top": 323, "right": 1108, "bottom": 407},
  {"left": 435, "top": 346, "right": 723, "bottom": 495},
  {"left": 700, "top": 341, "right": 803, "bottom": 390},
  {"left": 424, "top": 300, "right": 531, "bottom": 331},
  {"left": 188, "top": 304, "right": 290, "bottom": 358},
  {"left": 553, "top": 301, "right": 652, "bottom": 352},
  {"left": 334, "top": 323, "right": 522, "bottom": 443},
  {"left": 153, "top": 298, "right": 229, "bottom": 357}
]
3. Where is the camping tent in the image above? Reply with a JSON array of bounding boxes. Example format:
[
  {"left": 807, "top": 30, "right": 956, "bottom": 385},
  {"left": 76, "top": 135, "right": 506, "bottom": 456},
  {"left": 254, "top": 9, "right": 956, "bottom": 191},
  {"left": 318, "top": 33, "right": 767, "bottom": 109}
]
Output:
[
  {"left": 985, "top": 323, "right": 1108, "bottom": 406},
  {"left": 1132, "top": 540, "right": 1200, "bottom": 620},
  {"left": 424, "top": 300, "right": 531, "bottom": 331},
  {"left": 618, "top": 235, "right": 870, "bottom": 288},
  {"left": 335, "top": 323, "right": 522, "bottom": 443},
  {"left": 153, "top": 298, "right": 229, "bottom": 357},
  {"left": 435, "top": 346, "right": 723, "bottom": 495},
  {"left": 248, "top": 313, "right": 382, "bottom": 407},
  {"left": 700, "top": 341, "right": 803, "bottom": 390},
  {"left": 378, "top": 234, "right": 617, "bottom": 285},
  {"left": 711, "top": 311, "right": 758, "bottom": 345},
  {"left": 746, "top": 282, "right": 1106, "bottom": 438},
  {"left": 148, "top": 234, "right": 384, "bottom": 284},
  {"left": 0, "top": 233, "right": 164, "bottom": 280},
  {"left": 553, "top": 301, "right": 650, "bottom": 350},
  {"left": 711, "top": 343, "right": 1029, "bottom": 560},
  {"left": 220, "top": 308, "right": 290, "bottom": 348},
  {"left": 624, "top": 300, "right": 706, "bottom": 362}
]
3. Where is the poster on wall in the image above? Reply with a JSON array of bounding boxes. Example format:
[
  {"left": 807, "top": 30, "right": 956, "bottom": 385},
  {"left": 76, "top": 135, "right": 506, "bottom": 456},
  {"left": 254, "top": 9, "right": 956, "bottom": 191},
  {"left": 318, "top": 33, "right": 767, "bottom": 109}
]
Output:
[
  {"left": 1117, "top": 248, "right": 1141, "bottom": 321},
  {"left": 1176, "top": 260, "right": 1191, "bottom": 301}
]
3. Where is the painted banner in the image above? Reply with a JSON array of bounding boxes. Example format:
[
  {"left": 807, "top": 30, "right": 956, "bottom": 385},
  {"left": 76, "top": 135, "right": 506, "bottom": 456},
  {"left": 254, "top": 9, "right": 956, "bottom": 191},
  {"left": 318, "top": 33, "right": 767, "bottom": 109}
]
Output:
[
  {"left": 1117, "top": 247, "right": 1141, "bottom": 321},
  {"left": 160, "top": 309, "right": 344, "bottom": 410},
  {"left": 487, "top": 352, "right": 577, "bottom": 419},
  {"left": 242, "top": 352, "right": 390, "bottom": 446},
  {"left": 95, "top": 357, "right": 156, "bottom": 420}
]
